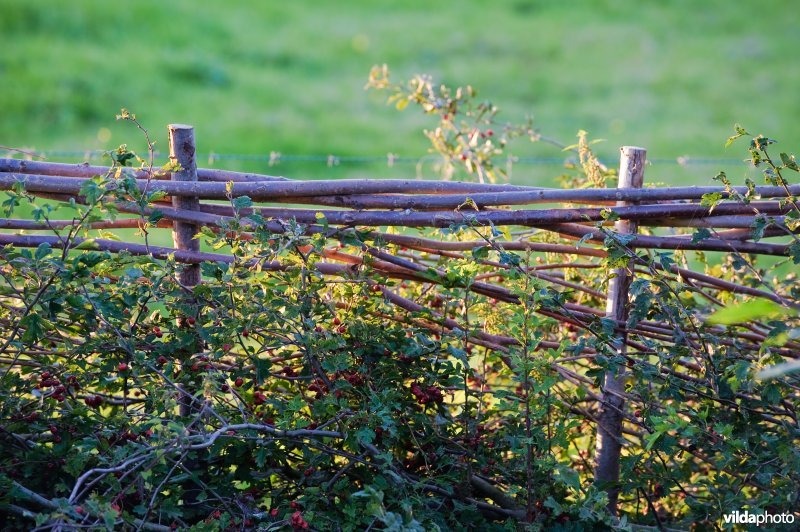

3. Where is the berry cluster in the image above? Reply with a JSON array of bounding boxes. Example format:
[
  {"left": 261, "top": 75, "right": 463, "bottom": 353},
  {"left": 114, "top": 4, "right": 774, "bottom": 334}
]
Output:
[
  {"left": 290, "top": 510, "right": 309, "bottom": 530},
  {"left": 37, "top": 371, "right": 79, "bottom": 402},
  {"left": 84, "top": 394, "right": 104, "bottom": 408},
  {"left": 410, "top": 382, "right": 444, "bottom": 405}
]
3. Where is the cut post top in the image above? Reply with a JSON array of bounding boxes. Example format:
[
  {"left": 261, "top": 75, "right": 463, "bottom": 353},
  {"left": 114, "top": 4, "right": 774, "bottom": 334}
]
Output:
[
  {"left": 620, "top": 146, "right": 646, "bottom": 153},
  {"left": 617, "top": 147, "right": 647, "bottom": 190}
]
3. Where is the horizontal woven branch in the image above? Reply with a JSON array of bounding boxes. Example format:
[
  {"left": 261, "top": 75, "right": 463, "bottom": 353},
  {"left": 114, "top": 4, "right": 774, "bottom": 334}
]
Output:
[{"left": 2, "top": 169, "right": 799, "bottom": 205}]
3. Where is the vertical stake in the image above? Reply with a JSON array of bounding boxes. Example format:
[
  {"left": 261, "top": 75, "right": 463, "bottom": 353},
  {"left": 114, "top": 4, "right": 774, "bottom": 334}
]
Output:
[
  {"left": 594, "top": 146, "right": 646, "bottom": 514},
  {"left": 169, "top": 124, "right": 200, "bottom": 287},
  {"left": 169, "top": 124, "right": 200, "bottom": 420}
]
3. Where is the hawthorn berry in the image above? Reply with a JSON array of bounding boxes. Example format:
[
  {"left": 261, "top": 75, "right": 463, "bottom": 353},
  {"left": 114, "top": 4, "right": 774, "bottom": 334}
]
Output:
[
  {"left": 85, "top": 395, "right": 103, "bottom": 408},
  {"left": 290, "top": 511, "right": 309, "bottom": 530}
]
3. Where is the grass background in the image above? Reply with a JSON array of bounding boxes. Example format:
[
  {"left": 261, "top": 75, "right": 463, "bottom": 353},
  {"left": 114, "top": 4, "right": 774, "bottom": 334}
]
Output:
[{"left": 2, "top": 0, "right": 799, "bottom": 186}]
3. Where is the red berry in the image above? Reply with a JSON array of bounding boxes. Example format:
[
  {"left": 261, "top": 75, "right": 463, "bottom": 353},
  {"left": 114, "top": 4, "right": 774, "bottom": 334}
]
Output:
[
  {"left": 234, "top": 377, "right": 244, "bottom": 388},
  {"left": 158, "top": 356, "right": 168, "bottom": 365},
  {"left": 333, "top": 317, "right": 342, "bottom": 326},
  {"left": 186, "top": 316, "right": 196, "bottom": 325},
  {"left": 290, "top": 511, "right": 308, "bottom": 530},
  {"left": 222, "top": 343, "right": 232, "bottom": 352},
  {"left": 486, "top": 129, "right": 493, "bottom": 136},
  {"left": 75, "top": 506, "right": 84, "bottom": 514},
  {"left": 117, "top": 362, "right": 129, "bottom": 372},
  {"left": 270, "top": 508, "right": 279, "bottom": 517},
  {"left": 242, "top": 329, "right": 249, "bottom": 338},
  {"left": 634, "top": 409, "right": 643, "bottom": 418}
]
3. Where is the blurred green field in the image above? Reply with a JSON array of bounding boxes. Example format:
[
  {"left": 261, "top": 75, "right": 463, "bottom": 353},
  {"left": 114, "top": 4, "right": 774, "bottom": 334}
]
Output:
[{"left": 2, "top": 0, "right": 799, "bottom": 186}]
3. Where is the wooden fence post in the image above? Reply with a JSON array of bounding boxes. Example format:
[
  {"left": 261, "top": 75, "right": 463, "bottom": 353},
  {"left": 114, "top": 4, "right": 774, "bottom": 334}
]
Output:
[
  {"left": 169, "top": 124, "right": 201, "bottom": 421},
  {"left": 594, "top": 146, "right": 646, "bottom": 514},
  {"left": 169, "top": 124, "right": 201, "bottom": 287}
]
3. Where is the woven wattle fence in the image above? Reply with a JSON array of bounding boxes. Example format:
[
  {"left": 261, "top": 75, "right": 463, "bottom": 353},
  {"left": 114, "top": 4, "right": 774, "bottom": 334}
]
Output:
[{"left": 1, "top": 124, "right": 798, "bottom": 516}]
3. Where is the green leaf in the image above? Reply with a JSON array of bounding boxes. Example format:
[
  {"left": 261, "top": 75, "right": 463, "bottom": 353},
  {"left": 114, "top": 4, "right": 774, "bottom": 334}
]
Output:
[
  {"left": 789, "top": 241, "right": 800, "bottom": 265},
  {"left": 779, "top": 152, "right": 799, "bottom": 171},
  {"left": 74, "top": 238, "right": 100, "bottom": 250},
  {"left": 471, "top": 245, "right": 489, "bottom": 261},
  {"left": 725, "top": 125, "right": 749, "bottom": 147},
  {"left": 706, "top": 299, "right": 790, "bottom": 325},
  {"left": 232, "top": 196, "right": 253, "bottom": 211},
  {"left": 700, "top": 192, "right": 724, "bottom": 210},
  {"left": 34, "top": 243, "right": 52, "bottom": 261},
  {"left": 691, "top": 227, "right": 711, "bottom": 243},
  {"left": 761, "top": 382, "right": 782, "bottom": 405},
  {"left": 750, "top": 215, "right": 768, "bottom": 242},
  {"left": 20, "top": 314, "right": 47, "bottom": 344},
  {"left": 147, "top": 190, "right": 168, "bottom": 203}
]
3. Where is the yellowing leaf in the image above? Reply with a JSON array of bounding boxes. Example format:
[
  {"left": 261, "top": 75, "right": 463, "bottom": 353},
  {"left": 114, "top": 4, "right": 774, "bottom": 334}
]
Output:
[{"left": 706, "top": 299, "right": 790, "bottom": 325}]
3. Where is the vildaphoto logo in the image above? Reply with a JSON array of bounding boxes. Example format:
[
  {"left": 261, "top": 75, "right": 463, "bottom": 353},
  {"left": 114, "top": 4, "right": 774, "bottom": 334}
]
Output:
[{"left": 723, "top": 510, "right": 796, "bottom": 526}]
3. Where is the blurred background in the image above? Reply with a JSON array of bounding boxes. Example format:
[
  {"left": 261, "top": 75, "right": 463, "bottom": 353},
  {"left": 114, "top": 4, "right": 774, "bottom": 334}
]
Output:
[{"left": 2, "top": 0, "right": 799, "bottom": 186}]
